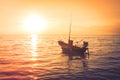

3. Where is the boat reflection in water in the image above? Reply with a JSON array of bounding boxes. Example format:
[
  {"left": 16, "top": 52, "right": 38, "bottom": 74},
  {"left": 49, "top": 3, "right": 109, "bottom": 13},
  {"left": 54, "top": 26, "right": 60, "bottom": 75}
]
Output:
[{"left": 64, "top": 51, "right": 89, "bottom": 73}]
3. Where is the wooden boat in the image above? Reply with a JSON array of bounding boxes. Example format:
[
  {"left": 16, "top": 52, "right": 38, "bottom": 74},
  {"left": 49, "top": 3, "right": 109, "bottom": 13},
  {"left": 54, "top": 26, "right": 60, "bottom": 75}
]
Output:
[
  {"left": 58, "top": 40, "right": 89, "bottom": 56},
  {"left": 58, "top": 17, "right": 89, "bottom": 57}
]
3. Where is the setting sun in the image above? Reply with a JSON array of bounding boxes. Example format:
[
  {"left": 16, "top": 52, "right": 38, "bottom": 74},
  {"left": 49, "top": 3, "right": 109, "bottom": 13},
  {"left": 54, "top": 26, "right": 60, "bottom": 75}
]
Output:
[{"left": 23, "top": 14, "right": 47, "bottom": 33}]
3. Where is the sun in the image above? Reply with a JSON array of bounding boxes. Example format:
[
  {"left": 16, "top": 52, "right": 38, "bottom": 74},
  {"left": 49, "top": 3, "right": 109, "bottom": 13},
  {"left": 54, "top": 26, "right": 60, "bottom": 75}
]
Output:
[{"left": 23, "top": 14, "right": 47, "bottom": 33}]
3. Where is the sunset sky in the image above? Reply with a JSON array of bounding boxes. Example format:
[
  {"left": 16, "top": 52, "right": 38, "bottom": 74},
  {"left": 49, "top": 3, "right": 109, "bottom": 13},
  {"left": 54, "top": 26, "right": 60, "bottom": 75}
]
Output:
[{"left": 0, "top": 0, "right": 120, "bottom": 35}]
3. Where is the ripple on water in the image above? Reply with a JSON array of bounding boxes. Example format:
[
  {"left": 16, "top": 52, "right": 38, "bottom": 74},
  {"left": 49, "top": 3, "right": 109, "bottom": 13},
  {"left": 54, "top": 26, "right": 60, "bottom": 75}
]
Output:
[{"left": 0, "top": 35, "right": 120, "bottom": 80}]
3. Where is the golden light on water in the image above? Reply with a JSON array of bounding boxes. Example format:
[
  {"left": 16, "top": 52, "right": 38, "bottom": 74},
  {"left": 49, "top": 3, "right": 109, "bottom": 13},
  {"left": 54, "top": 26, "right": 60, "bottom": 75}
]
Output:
[{"left": 31, "top": 34, "right": 38, "bottom": 60}]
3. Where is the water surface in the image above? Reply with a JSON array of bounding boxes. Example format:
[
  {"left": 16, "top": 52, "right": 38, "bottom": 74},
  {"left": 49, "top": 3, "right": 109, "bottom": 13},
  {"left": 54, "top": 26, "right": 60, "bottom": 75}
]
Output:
[{"left": 0, "top": 34, "right": 120, "bottom": 80}]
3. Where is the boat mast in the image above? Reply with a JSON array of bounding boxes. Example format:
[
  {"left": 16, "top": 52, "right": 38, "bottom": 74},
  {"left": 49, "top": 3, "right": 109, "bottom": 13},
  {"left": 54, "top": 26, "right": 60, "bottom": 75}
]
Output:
[{"left": 68, "top": 15, "right": 72, "bottom": 42}]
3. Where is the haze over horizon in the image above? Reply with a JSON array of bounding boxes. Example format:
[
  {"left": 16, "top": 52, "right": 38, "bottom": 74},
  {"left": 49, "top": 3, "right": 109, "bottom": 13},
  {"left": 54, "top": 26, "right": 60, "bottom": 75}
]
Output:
[{"left": 0, "top": 0, "right": 120, "bottom": 35}]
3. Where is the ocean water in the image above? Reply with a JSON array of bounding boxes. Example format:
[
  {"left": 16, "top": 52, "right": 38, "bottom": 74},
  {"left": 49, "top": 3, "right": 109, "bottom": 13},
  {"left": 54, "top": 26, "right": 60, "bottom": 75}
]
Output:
[{"left": 0, "top": 34, "right": 120, "bottom": 80}]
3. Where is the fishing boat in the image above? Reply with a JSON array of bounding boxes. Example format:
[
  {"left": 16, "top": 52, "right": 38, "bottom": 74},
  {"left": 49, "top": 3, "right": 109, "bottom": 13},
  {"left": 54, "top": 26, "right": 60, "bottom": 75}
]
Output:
[{"left": 58, "top": 18, "right": 89, "bottom": 57}]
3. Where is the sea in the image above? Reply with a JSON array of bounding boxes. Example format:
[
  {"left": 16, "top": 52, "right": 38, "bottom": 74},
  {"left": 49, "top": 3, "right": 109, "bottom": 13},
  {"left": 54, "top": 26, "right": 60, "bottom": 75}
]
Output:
[{"left": 0, "top": 34, "right": 120, "bottom": 80}]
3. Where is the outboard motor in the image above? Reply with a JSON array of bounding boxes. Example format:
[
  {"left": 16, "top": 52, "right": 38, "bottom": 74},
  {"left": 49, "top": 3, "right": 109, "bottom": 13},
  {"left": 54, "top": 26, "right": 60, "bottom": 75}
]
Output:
[{"left": 83, "top": 41, "right": 88, "bottom": 48}]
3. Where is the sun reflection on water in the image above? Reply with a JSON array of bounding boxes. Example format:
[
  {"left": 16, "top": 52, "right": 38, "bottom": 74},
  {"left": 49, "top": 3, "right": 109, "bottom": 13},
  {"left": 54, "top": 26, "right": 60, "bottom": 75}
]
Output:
[{"left": 31, "top": 34, "right": 38, "bottom": 61}]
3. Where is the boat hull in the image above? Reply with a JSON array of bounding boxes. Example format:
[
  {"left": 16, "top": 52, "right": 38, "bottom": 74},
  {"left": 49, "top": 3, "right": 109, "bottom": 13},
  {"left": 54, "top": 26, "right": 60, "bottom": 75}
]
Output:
[{"left": 58, "top": 41, "right": 88, "bottom": 57}]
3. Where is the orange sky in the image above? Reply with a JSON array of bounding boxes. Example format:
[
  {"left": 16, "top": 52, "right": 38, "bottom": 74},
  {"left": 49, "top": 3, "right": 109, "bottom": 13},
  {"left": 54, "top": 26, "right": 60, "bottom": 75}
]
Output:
[{"left": 0, "top": 0, "right": 120, "bottom": 35}]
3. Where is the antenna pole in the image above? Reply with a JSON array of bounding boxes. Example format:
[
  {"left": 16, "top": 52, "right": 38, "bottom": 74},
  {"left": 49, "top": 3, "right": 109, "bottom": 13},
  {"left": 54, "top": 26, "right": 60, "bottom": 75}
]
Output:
[{"left": 68, "top": 15, "right": 72, "bottom": 42}]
